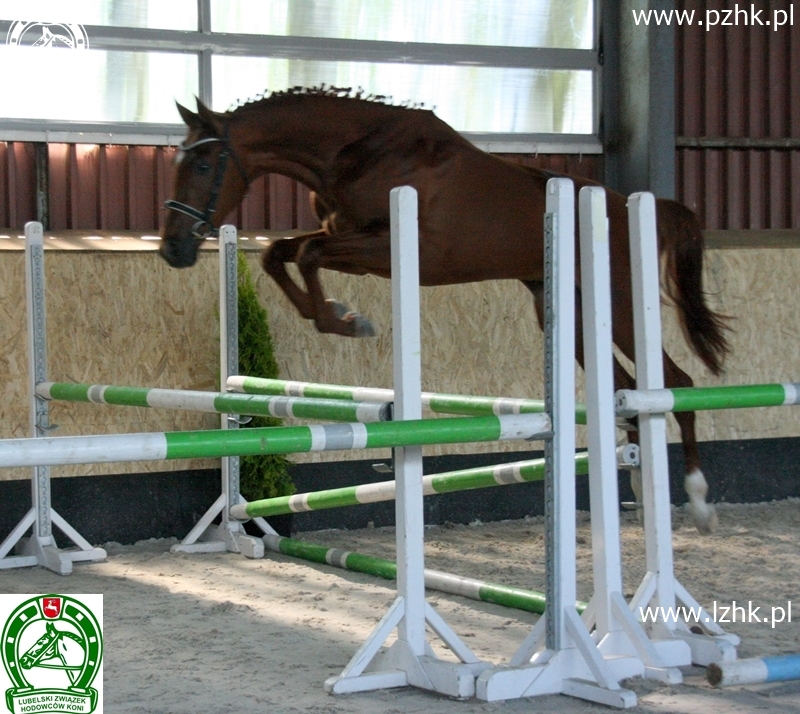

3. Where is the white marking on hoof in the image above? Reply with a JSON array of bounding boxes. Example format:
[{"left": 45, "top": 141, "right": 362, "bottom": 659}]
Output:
[
  {"left": 325, "top": 299, "right": 375, "bottom": 336},
  {"left": 325, "top": 299, "right": 349, "bottom": 319},
  {"left": 348, "top": 312, "right": 376, "bottom": 337},
  {"left": 685, "top": 468, "right": 717, "bottom": 534}
]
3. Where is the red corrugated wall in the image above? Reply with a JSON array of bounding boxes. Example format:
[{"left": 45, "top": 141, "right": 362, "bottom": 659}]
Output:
[
  {"left": 676, "top": 0, "right": 800, "bottom": 229},
  {"left": 0, "top": 144, "right": 603, "bottom": 232}
]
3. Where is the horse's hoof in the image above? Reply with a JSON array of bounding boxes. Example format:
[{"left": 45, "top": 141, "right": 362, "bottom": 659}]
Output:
[
  {"left": 347, "top": 312, "right": 376, "bottom": 337},
  {"left": 685, "top": 468, "right": 716, "bottom": 534},
  {"left": 326, "top": 299, "right": 350, "bottom": 320},
  {"left": 690, "top": 502, "right": 718, "bottom": 535},
  {"left": 325, "top": 299, "right": 375, "bottom": 337}
]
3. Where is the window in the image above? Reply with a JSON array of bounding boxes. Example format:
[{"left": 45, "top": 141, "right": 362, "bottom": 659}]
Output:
[{"left": 0, "top": 0, "right": 599, "bottom": 151}]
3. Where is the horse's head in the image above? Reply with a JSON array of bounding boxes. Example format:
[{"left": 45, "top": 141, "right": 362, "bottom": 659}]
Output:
[{"left": 160, "top": 99, "right": 249, "bottom": 268}]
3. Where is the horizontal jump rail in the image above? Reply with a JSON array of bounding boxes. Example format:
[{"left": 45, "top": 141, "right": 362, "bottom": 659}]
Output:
[
  {"left": 615, "top": 382, "right": 800, "bottom": 416},
  {"left": 231, "top": 445, "right": 639, "bottom": 520},
  {"left": 707, "top": 653, "right": 800, "bottom": 687},
  {"left": 36, "top": 381, "right": 391, "bottom": 423},
  {"left": 0, "top": 413, "right": 551, "bottom": 469},
  {"left": 227, "top": 375, "right": 588, "bottom": 424},
  {"left": 263, "top": 533, "right": 587, "bottom": 616}
]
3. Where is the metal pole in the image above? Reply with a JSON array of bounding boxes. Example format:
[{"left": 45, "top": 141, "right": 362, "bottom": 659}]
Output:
[
  {"left": 628, "top": 192, "right": 676, "bottom": 615},
  {"left": 262, "top": 533, "right": 590, "bottom": 616},
  {"left": 0, "top": 413, "right": 551, "bottom": 469},
  {"left": 390, "top": 186, "right": 426, "bottom": 654},
  {"left": 228, "top": 376, "right": 588, "bottom": 424},
  {"left": 36, "top": 382, "right": 391, "bottom": 423},
  {"left": 231, "top": 450, "right": 641, "bottom": 521},
  {"left": 220, "top": 226, "right": 240, "bottom": 532},
  {"left": 25, "top": 222, "right": 51, "bottom": 543},
  {"left": 578, "top": 186, "right": 625, "bottom": 638},
  {"left": 543, "top": 178, "right": 577, "bottom": 652}
]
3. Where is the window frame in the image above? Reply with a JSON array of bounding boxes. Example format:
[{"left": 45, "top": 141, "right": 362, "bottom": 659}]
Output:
[{"left": 0, "top": 0, "right": 601, "bottom": 153}]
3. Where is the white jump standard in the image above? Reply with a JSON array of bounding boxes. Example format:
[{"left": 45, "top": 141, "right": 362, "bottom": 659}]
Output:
[
  {"left": 0, "top": 222, "right": 106, "bottom": 575},
  {"left": 624, "top": 193, "right": 739, "bottom": 667}
]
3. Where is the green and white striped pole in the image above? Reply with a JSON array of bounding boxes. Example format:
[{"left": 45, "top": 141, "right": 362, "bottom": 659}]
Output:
[
  {"left": 227, "top": 375, "right": 588, "bottom": 424},
  {"left": 36, "top": 382, "right": 391, "bottom": 423},
  {"left": 262, "top": 533, "right": 587, "bottom": 615},
  {"left": 615, "top": 382, "right": 800, "bottom": 416},
  {"left": 231, "top": 447, "right": 639, "bottom": 521},
  {"left": 0, "top": 412, "right": 551, "bottom": 469}
]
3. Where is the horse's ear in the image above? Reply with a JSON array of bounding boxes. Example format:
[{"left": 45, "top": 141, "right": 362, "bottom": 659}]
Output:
[
  {"left": 195, "top": 97, "right": 225, "bottom": 137},
  {"left": 176, "top": 101, "right": 200, "bottom": 128}
]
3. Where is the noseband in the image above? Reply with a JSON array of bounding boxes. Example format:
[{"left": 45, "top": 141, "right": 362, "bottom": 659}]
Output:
[{"left": 164, "top": 127, "right": 249, "bottom": 239}]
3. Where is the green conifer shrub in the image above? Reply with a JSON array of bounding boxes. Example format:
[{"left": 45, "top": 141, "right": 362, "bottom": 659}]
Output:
[{"left": 236, "top": 251, "right": 294, "bottom": 500}]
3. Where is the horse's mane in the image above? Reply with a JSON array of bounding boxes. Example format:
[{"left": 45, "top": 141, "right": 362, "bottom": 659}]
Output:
[{"left": 225, "top": 85, "right": 431, "bottom": 116}]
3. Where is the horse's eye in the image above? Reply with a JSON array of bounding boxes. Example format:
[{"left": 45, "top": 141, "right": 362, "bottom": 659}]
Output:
[{"left": 195, "top": 161, "right": 212, "bottom": 175}]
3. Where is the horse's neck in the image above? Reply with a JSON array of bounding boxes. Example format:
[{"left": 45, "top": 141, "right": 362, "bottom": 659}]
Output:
[{"left": 234, "top": 102, "right": 382, "bottom": 190}]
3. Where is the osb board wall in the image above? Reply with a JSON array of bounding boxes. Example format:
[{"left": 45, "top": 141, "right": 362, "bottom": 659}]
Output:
[
  {"left": 0, "top": 251, "right": 222, "bottom": 482},
  {"left": 658, "top": 248, "right": 800, "bottom": 443},
  {"left": 1, "top": 245, "right": 800, "bottom": 482}
]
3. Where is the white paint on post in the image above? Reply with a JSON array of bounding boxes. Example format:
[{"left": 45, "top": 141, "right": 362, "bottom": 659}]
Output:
[
  {"left": 578, "top": 186, "right": 624, "bottom": 638},
  {"left": 0, "top": 433, "right": 169, "bottom": 467},
  {"left": 628, "top": 193, "right": 677, "bottom": 616},
  {"left": 219, "top": 225, "right": 240, "bottom": 522},
  {"left": 25, "top": 221, "right": 52, "bottom": 541},
  {"left": 390, "top": 185, "right": 426, "bottom": 655},
  {"left": 353, "top": 386, "right": 394, "bottom": 402},
  {"left": 547, "top": 177, "right": 577, "bottom": 651},
  {"left": 146, "top": 390, "right": 218, "bottom": 412},
  {"left": 614, "top": 389, "right": 675, "bottom": 416},
  {"left": 497, "top": 413, "right": 551, "bottom": 440}
]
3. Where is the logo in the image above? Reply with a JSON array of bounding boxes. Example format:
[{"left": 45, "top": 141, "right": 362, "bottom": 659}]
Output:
[
  {"left": 6, "top": 22, "right": 89, "bottom": 49},
  {"left": 1, "top": 595, "right": 103, "bottom": 714}
]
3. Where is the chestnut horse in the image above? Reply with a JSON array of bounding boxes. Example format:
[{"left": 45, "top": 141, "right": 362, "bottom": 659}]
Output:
[{"left": 160, "top": 87, "right": 729, "bottom": 534}]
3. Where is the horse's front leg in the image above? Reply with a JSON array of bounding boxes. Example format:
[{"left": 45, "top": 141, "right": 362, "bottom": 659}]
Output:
[
  {"left": 295, "top": 232, "right": 387, "bottom": 337},
  {"left": 261, "top": 233, "right": 324, "bottom": 320}
]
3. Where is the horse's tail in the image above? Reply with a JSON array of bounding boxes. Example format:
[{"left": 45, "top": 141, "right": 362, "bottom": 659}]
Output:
[{"left": 657, "top": 199, "right": 730, "bottom": 375}]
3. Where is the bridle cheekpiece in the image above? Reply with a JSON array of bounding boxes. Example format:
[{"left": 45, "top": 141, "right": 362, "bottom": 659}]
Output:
[{"left": 164, "top": 125, "right": 248, "bottom": 239}]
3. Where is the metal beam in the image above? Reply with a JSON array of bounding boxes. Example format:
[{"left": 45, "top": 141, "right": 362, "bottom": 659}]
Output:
[{"left": 0, "top": 20, "right": 598, "bottom": 69}]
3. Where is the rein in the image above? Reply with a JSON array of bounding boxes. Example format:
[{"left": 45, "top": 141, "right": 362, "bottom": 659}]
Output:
[{"left": 164, "top": 127, "right": 249, "bottom": 239}]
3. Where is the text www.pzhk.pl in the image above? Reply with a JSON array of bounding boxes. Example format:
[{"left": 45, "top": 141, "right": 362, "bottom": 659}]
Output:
[{"left": 632, "top": 5, "right": 794, "bottom": 31}]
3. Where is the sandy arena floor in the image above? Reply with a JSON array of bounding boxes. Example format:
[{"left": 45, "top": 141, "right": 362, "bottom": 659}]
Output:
[{"left": 3, "top": 500, "right": 800, "bottom": 714}]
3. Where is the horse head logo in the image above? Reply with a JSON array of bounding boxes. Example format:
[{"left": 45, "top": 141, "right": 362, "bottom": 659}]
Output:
[
  {"left": 20, "top": 622, "right": 85, "bottom": 685},
  {"left": 6, "top": 22, "right": 89, "bottom": 50},
  {"left": 1, "top": 595, "right": 103, "bottom": 713}
]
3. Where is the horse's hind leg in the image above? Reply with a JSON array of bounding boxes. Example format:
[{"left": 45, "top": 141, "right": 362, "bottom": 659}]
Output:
[{"left": 664, "top": 352, "right": 717, "bottom": 534}]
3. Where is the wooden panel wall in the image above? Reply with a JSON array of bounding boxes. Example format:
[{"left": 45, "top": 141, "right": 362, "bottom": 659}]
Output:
[
  {"left": 676, "top": 0, "right": 800, "bottom": 229},
  {"left": 0, "top": 142, "right": 603, "bottom": 232}
]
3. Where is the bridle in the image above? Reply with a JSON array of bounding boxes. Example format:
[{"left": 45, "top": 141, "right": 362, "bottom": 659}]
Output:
[{"left": 164, "top": 126, "right": 249, "bottom": 239}]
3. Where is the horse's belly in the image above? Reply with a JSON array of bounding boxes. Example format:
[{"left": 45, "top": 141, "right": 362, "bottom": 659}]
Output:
[{"left": 418, "top": 230, "right": 542, "bottom": 285}]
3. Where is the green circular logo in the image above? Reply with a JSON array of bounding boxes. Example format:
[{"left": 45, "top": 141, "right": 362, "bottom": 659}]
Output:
[{"left": 2, "top": 596, "right": 102, "bottom": 714}]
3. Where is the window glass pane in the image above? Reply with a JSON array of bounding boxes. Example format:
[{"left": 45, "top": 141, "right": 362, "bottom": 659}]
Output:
[
  {"left": 213, "top": 57, "right": 593, "bottom": 134},
  {"left": 0, "top": 47, "right": 198, "bottom": 122},
  {"left": 211, "top": 0, "right": 593, "bottom": 50},
  {"left": 0, "top": 0, "right": 197, "bottom": 31}
]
